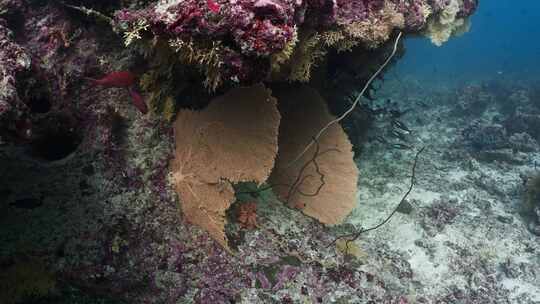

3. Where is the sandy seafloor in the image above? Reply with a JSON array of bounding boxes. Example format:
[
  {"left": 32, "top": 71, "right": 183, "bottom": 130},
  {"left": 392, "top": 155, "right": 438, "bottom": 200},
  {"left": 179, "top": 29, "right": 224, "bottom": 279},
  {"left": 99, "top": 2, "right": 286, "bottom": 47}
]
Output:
[
  {"left": 346, "top": 77, "right": 540, "bottom": 303},
  {"left": 1, "top": 75, "right": 540, "bottom": 304}
]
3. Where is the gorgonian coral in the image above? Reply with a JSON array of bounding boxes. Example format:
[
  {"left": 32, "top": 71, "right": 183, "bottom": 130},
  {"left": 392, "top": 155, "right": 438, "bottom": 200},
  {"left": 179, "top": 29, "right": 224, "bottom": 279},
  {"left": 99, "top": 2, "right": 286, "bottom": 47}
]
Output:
[
  {"left": 170, "top": 84, "right": 280, "bottom": 251},
  {"left": 270, "top": 86, "right": 358, "bottom": 225}
]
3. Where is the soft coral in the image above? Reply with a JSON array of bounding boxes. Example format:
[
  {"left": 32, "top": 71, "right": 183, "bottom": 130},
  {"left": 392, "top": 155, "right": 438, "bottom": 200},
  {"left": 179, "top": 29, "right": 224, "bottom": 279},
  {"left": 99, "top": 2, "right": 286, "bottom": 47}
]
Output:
[{"left": 237, "top": 201, "right": 258, "bottom": 229}]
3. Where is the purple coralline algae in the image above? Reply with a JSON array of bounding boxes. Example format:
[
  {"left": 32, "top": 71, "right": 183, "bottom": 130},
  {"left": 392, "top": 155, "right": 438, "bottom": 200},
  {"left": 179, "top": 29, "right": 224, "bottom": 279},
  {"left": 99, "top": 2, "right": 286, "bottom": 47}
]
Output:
[
  {"left": 0, "top": 1, "right": 484, "bottom": 303},
  {"left": 115, "top": 0, "right": 478, "bottom": 88},
  {"left": 0, "top": 19, "right": 31, "bottom": 138},
  {"left": 0, "top": 0, "right": 480, "bottom": 135},
  {"left": 459, "top": 0, "right": 479, "bottom": 17},
  {"left": 334, "top": 0, "right": 384, "bottom": 23}
]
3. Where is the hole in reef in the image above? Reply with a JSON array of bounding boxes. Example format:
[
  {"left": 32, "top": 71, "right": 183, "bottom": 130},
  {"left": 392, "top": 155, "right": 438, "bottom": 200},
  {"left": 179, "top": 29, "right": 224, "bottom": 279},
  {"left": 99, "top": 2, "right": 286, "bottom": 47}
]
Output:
[
  {"left": 27, "top": 95, "right": 52, "bottom": 113},
  {"left": 30, "top": 112, "right": 82, "bottom": 161},
  {"left": 32, "top": 130, "right": 81, "bottom": 161}
]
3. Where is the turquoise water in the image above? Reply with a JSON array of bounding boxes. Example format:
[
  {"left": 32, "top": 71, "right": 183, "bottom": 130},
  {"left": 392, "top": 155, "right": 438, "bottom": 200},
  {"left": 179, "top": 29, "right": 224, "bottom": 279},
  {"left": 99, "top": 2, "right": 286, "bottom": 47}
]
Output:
[{"left": 397, "top": 0, "right": 540, "bottom": 86}]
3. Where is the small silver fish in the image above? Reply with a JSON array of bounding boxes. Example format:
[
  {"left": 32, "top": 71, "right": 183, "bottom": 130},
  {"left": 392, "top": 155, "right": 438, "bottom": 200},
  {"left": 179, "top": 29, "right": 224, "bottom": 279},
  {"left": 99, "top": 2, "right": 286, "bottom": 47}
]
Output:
[
  {"left": 374, "top": 135, "right": 388, "bottom": 144},
  {"left": 391, "top": 143, "right": 412, "bottom": 150},
  {"left": 390, "top": 129, "right": 408, "bottom": 142},
  {"left": 392, "top": 119, "right": 411, "bottom": 134}
]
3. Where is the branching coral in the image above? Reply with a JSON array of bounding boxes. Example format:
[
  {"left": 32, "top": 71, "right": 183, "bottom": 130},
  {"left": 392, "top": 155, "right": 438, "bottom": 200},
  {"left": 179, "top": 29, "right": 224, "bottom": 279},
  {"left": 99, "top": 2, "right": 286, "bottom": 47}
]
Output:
[
  {"left": 169, "top": 37, "right": 224, "bottom": 91},
  {"left": 139, "top": 44, "right": 179, "bottom": 117},
  {"left": 285, "top": 29, "right": 326, "bottom": 82},
  {"left": 122, "top": 19, "right": 149, "bottom": 46},
  {"left": 139, "top": 40, "right": 212, "bottom": 118},
  {"left": 270, "top": 26, "right": 299, "bottom": 76},
  {"left": 281, "top": 2, "right": 403, "bottom": 82},
  {"left": 321, "top": 2, "right": 404, "bottom": 51}
]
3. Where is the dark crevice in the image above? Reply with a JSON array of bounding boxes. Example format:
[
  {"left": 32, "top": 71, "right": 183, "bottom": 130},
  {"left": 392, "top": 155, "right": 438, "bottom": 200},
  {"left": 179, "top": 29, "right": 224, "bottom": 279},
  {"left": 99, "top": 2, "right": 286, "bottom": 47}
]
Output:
[
  {"left": 31, "top": 130, "right": 81, "bottom": 161},
  {"left": 27, "top": 95, "right": 52, "bottom": 114},
  {"left": 30, "top": 112, "right": 82, "bottom": 161}
]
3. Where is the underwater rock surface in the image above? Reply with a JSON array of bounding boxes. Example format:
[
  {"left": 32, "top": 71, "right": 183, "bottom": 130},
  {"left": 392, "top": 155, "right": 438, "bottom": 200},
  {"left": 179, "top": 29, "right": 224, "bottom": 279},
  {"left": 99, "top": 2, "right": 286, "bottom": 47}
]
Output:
[
  {"left": 5, "top": 1, "right": 539, "bottom": 304},
  {"left": 114, "top": 0, "right": 477, "bottom": 89},
  {"left": 4, "top": 73, "right": 540, "bottom": 303}
]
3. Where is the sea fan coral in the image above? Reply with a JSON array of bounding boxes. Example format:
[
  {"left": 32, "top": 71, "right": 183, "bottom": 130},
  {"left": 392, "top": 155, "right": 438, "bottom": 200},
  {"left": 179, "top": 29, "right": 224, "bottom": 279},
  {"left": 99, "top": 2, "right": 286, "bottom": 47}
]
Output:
[
  {"left": 170, "top": 84, "right": 280, "bottom": 250},
  {"left": 270, "top": 86, "right": 359, "bottom": 225}
]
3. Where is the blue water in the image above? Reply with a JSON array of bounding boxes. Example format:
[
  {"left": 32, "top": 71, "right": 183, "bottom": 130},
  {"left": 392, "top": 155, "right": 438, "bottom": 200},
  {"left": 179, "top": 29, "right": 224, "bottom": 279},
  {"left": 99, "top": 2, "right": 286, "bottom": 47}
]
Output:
[{"left": 397, "top": 0, "right": 540, "bottom": 86}]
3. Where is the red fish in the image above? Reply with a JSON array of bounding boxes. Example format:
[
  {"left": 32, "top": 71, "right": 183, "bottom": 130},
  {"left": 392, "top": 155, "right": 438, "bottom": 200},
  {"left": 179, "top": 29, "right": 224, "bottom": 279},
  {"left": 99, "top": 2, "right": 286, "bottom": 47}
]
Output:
[
  {"left": 84, "top": 71, "right": 148, "bottom": 115},
  {"left": 86, "top": 71, "right": 137, "bottom": 88},
  {"left": 127, "top": 88, "right": 148, "bottom": 114},
  {"left": 207, "top": 0, "right": 220, "bottom": 13}
]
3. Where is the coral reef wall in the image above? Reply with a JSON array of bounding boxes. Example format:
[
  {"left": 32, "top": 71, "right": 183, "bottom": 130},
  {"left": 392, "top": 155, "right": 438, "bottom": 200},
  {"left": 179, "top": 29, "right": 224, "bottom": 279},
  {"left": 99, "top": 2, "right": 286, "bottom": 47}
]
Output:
[
  {"left": 0, "top": 0, "right": 478, "bottom": 146},
  {"left": 115, "top": 0, "right": 478, "bottom": 89},
  {"left": 0, "top": 0, "right": 479, "bottom": 138},
  {"left": 0, "top": 0, "right": 479, "bottom": 303}
]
